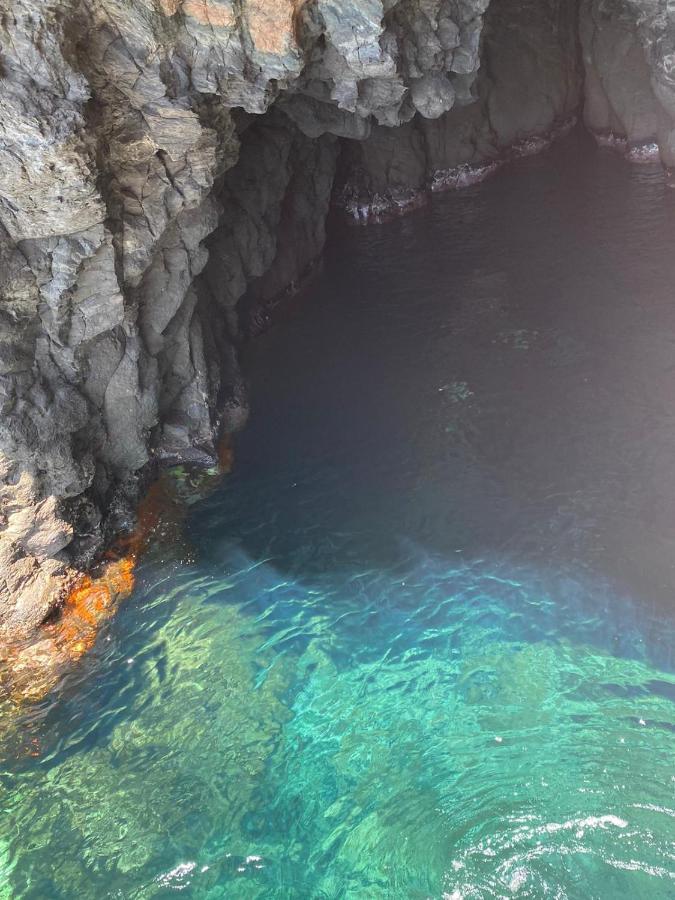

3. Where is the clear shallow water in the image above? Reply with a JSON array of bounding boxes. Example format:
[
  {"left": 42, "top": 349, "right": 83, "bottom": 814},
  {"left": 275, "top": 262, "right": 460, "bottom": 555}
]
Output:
[{"left": 2, "top": 129, "right": 675, "bottom": 898}]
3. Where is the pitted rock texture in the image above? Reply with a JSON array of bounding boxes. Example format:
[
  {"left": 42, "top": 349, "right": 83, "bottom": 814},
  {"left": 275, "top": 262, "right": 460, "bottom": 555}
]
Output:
[{"left": 1, "top": 0, "right": 674, "bottom": 651}]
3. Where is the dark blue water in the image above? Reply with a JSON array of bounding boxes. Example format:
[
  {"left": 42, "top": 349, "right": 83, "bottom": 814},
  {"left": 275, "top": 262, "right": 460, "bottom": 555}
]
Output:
[{"left": 2, "top": 129, "right": 674, "bottom": 898}]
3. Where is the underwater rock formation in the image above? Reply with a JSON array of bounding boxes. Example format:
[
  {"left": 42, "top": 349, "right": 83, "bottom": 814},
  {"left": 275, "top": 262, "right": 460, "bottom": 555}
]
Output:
[{"left": 1, "top": 0, "right": 675, "bottom": 669}]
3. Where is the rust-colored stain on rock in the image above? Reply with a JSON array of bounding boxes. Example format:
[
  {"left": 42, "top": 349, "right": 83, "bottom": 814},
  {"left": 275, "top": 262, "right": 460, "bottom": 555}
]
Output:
[
  {"left": 181, "top": 0, "right": 236, "bottom": 29},
  {"left": 246, "top": 0, "right": 296, "bottom": 55}
]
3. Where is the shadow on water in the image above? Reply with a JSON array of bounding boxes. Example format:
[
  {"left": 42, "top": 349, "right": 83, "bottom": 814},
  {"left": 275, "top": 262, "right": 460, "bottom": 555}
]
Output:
[{"left": 194, "top": 125, "right": 675, "bottom": 646}]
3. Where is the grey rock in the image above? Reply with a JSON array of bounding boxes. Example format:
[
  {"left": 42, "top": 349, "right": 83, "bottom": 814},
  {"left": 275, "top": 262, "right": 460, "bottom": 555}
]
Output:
[
  {"left": 338, "top": 0, "right": 582, "bottom": 217},
  {"left": 580, "top": 0, "right": 675, "bottom": 166}
]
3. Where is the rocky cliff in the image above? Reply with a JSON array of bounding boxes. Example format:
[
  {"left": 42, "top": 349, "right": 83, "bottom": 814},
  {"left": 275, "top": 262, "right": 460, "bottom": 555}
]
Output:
[{"left": 1, "top": 0, "right": 674, "bottom": 666}]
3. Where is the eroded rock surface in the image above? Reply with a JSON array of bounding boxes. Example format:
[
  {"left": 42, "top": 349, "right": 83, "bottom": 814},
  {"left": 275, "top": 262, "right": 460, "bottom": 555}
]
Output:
[
  {"left": 581, "top": 0, "right": 675, "bottom": 163},
  {"left": 1, "top": 0, "right": 674, "bottom": 668},
  {"left": 338, "top": 0, "right": 582, "bottom": 218}
]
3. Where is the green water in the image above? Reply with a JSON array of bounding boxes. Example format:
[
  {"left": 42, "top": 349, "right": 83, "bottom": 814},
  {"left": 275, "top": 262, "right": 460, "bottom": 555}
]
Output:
[{"left": 2, "top": 131, "right": 674, "bottom": 898}]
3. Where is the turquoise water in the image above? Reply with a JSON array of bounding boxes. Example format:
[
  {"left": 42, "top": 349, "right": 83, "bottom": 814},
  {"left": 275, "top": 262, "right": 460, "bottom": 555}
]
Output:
[{"left": 2, "top": 130, "right": 675, "bottom": 898}]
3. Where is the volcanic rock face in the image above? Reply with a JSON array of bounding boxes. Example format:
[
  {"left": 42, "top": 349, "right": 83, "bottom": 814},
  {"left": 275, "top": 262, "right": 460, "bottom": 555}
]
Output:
[
  {"left": 580, "top": 0, "right": 675, "bottom": 163},
  {"left": 0, "top": 0, "right": 673, "bottom": 648},
  {"left": 339, "top": 0, "right": 583, "bottom": 217}
]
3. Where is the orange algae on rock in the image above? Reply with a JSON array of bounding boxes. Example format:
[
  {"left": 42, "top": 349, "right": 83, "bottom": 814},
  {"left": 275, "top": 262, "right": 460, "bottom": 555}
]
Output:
[
  {"left": 2, "top": 432, "right": 236, "bottom": 707},
  {"left": 52, "top": 563, "right": 130, "bottom": 653},
  {"left": 2, "top": 557, "right": 136, "bottom": 704},
  {"left": 2, "top": 543, "right": 140, "bottom": 704},
  {"left": 103, "top": 556, "right": 136, "bottom": 597},
  {"left": 218, "top": 434, "right": 234, "bottom": 474}
]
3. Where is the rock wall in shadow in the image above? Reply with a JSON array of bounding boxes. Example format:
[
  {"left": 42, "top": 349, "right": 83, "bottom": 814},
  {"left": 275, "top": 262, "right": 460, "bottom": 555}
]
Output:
[
  {"left": 337, "top": 0, "right": 582, "bottom": 218},
  {"left": 581, "top": 0, "right": 675, "bottom": 164}
]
